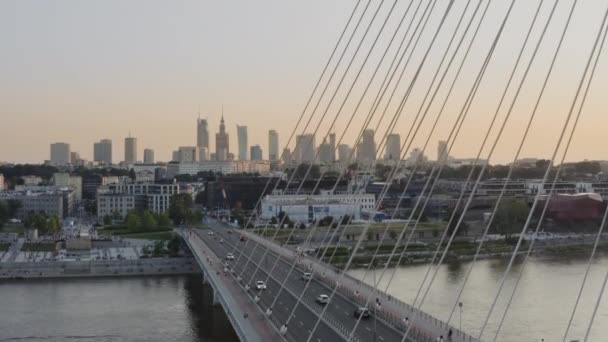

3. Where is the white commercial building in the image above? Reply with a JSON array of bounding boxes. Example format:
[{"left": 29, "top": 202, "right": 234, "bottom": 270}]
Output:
[
  {"left": 260, "top": 191, "right": 376, "bottom": 223},
  {"left": 50, "top": 142, "right": 71, "bottom": 166},
  {"left": 167, "top": 161, "right": 271, "bottom": 177}
]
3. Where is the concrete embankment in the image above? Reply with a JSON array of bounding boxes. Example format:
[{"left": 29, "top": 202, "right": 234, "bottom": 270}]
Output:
[{"left": 0, "top": 257, "right": 199, "bottom": 279}]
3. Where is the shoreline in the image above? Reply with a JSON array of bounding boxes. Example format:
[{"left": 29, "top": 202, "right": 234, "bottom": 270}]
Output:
[{"left": 0, "top": 257, "right": 200, "bottom": 280}]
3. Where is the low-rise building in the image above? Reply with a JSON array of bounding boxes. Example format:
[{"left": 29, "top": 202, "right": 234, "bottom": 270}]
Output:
[
  {"left": 166, "top": 160, "right": 271, "bottom": 177},
  {"left": 260, "top": 191, "right": 376, "bottom": 224},
  {"left": 0, "top": 187, "right": 75, "bottom": 218},
  {"left": 97, "top": 182, "right": 179, "bottom": 220}
]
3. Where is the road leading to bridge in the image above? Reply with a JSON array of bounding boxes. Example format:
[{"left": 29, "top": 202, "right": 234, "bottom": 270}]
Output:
[{"left": 197, "top": 222, "right": 430, "bottom": 342}]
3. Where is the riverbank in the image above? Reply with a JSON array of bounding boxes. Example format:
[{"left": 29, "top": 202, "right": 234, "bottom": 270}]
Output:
[{"left": 0, "top": 257, "right": 199, "bottom": 280}]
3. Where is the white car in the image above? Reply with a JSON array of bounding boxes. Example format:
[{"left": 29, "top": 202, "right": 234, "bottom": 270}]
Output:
[
  {"left": 207, "top": 231, "right": 214, "bottom": 235},
  {"left": 255, "top": 281, "right": 267, "bottom": 290},
  {"left": 226, "top": 253, "right": 235, "bottom": 260},
  {"left": 219, "top": 239, "right": 224, "bottom": 244},
  {"left": 316, "top": 294, "right": 329, "bottom": 305},
  {"left": 302, "top": 272, "right": 312, "bottom": 281}
]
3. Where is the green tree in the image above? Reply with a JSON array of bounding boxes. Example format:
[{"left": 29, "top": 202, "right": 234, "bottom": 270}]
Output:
[
  {"left": 6, "top": 199, "right": 21, "bottom": 218},
  {"left": 126, "top": 211, "right": 140, "bottom": 231},
  {"left": 128, "top": 168, "right": 136, "bottom": 181},
  {"left": 319, "top": 216, "right": 333, "bottom": 227},
  {"left": 156, "top": 213, "right": 171, "bottom": 229},
  {"left": 389, "top": 230, "right": 397, "bottom": 240},
  {"left": 48, "top": 214, "right": 61, "bottom": 235},
  {"left": 167, "top": 234, "right": 181, "bottom": 256},
  {"left": 152, "top": 240, "right": 165, "bottom": 257},
  {"left": 169, "top": 193, "right": 194, "bottom": 225},
  {"left": 140, "top": 211, "right": 157, "bottom": 231},
  {"left": 492, "top": 198, "right": 530, "bottom": 240},
  {"left": 103, "top": 215, "right": 112, "bottom": 226},
  {"left": 270, "top": 216, "right": 278, "bottom": 225},
  {"left": 34, "top": 213, "right": 48, "bottom": 234}
]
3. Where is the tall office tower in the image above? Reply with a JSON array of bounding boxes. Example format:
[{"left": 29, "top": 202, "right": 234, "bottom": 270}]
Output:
[
  {"left": 70, "top": 152, "right": 81, "bottom": 164},
  {"left": 197, "top": 117, "right": 209, "bottom": 150},
  {"left": 143, "top": 148, "right": 155, "bottom": 163},
  {"left": 385, "top": 134, "right": 401, "bottom": 161},
  {"left": 50, "top": 142, "right": 70, "bottom": 166},
  {"left": 176, "top": 146, "right": 199, "bottom": 162},
  {"left": 282, "top": 148, "right": 293, "bottom": 165},
  {"left": 124, "top": 136, "right": 138, "bottom": 163},
  {"left": 198, "top": 147, "right": 209, "bottom": 161},
  {"left": 215, "top": 115, "right": 230, "bottom": 161},
  {"left": 409, "top": 148, "right": 427, "bottom": 165},
  {"left": 356, "top": 129, "right": 376, "bottom": 163},
  {"left": 94, "top": 139, "right": 113, "bottom": 165},
  {"left": 237, "top": 125, "right": 248, "bottom": 160},
  {"left": 437, "top": 140, "right": 448, "bottom": 162},
  {"left": 295, "top": 134, "right": 316, "bottom": 163},
  {"left": 318, "top": 138, "right": 332, "bottom": 163},
  {"left": 338, "top": 144, "right": 353, "bottom": 163},
  {"left": 0, "top": 174, "right": 4, "bottom": 191},
  {"left": 329, "top": 133, "right": 336, "bottom": 162},
  {"left": 250, "top": 145, "right": 263, "bottom": 161},
  {"left": 268, "top": 130, "right": 279, "bottom": 161}
]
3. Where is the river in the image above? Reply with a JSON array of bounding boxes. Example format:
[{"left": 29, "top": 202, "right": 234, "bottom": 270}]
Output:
[
  {"left": 1, "top": 257, "right": 606, "bottom": 341},
  {"left": 0, "top": 275, "right": 238, "bottom": 342},
  {"left": 349, "top": 255, "right": 608, "bottom": 341}
]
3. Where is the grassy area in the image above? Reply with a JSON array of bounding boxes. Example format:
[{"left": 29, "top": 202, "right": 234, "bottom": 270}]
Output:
[
  {"left": 118, "top": 231, "right": 174, "bottom": 241},
  {"left": 1, "top": 224, "right": 25, "bottom": 234},
  {"left": 22, "top": 242, "right": 56, "bottom": 252}
]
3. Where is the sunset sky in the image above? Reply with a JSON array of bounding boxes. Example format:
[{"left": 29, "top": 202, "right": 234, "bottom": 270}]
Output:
[{"left": 1, "top": 0, "right": 607, "bottom": 164}]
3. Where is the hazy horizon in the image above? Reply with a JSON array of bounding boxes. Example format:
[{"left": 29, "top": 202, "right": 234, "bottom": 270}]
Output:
[{"left": 2, "top": 0, "right": 608, "bottom": 165}]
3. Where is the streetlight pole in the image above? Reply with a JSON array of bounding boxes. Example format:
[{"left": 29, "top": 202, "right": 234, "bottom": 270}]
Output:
[{"left": 459, "top": 302, "right": 463, "bottom": 332}]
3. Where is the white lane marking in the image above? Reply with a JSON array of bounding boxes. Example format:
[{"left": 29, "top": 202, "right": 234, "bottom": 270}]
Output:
[
  {"left": 365, "top": 327, "right": 371, "bottom": 332},
  {"left": 300, "top": 321, "right": 304, "bottom": 326},
  {"left": 379, "top": 336, "right": 385, "bottom": 341}
]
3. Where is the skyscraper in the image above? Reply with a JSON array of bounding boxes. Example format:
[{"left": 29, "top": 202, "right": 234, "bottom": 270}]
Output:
[
  {"left": 268, "top": 130, "right": 279, "bottom": 161},
  {"left": 318, "top": 138, "right": 332, "bottom": 164},
  {"left": 215, "top": 115, "right": 230, "bottom": 161},
  {"left": 144, "top": 148, "right": 155, "bottom": 163},
  {"left": 94, "top": 139, "right": 112, "bottom": 165},
  {"left": 295, "top": 134, "right": 316, "bottom": 163},
  {"left": 357, "top": 129, "right": 376, "bottom": 163},
  {"left": 197, "top": 117, "right": 209, "bottom": 150},
  {"left": 237, "top": 125, "right": 248, "bottom": 160},
  {"left": 50, "top": 142, "right": 70, "bottom": 166},
  {"left": 338, "top": 144, "right": 352, "bottom": 163},
  {"left": 329, "top": 133, "right": 336, "bottom": 162},
  {"left": 437, "top": 140, "right": 448, "bottom": 162},
  {"left": 250, "top": 145, "right": 263, "bottom": 161},
  {"left": 385, "top": 134, "right": 401, "bottom": 161},
  {"left": 124, "top": 136, "right": 137, "bottom": 163}
]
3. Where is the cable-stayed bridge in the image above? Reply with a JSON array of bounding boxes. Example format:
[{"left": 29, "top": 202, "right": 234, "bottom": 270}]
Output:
[{"left": 183, "top": 0, "right": 608, "bottom": 340}]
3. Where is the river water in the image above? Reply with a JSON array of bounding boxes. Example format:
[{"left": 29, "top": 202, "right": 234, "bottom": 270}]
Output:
[
  {"left": 0, "top": 275, "right": 238, "bottom": 342},
  {"left": 1, "top": 258, "right": 607, "bottom": 342},
  {"left": 350, "top": 255, "right": 608, "bottom": 341}
]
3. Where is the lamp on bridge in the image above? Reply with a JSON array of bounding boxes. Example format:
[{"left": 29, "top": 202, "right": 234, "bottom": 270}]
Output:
[
  {"left": 458, "top": 302, "right": 463, "bottom": 332},
  {"left": 266, "top": 308, "right": 272, "bottom": 316}
]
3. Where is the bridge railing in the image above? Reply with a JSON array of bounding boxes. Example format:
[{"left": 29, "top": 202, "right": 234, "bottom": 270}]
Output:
[{"left": 241, "top": 229, "right": 481, "bottom": 342}]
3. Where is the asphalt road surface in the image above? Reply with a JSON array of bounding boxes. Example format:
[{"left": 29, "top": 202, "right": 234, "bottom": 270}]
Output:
[{"left": 198, "top": 223, "right": 410, "bottom": 342}]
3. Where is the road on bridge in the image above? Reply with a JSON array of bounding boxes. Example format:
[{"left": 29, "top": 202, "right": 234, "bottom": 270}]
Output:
[{"left": 198, "top": 222, "right": 421, "bottom": 342}]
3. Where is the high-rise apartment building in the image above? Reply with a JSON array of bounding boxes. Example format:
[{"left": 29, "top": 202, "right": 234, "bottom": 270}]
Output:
[
  {"left": 385, "top": 134, "right": 401, "bottom": 161},
  {"left": 338, "top": 144, "right": 353, "bottom": 163},
  {"left": 50, "top": 142, "right": 70, "bottom": 166},
  {"left": 329, "top": 133, "right": 337, "bottom": 162},
  {"left": 237, "top": 125, "right": 248, "bottom": 160},
  {"left": 94, "top": 139, "right": 113, "bottom": 165},
  {"left": 295, "top": 134, "right": 316, "bottom": 163},
  {"left": 197, "top": 117, "right": 209, "bottom": 149},
  {"left": 175, "top": 146, "right": 199, "bottom": 163},
  {"left": 356, "top": 129, "right": 376, "bottom": 163},
  {"left": 438, "top": 140, "right": 448, "bottom": 162},
  {"left": 124, "top": 136, "right": 137, "bottom": 163},
  {"left": 250, "top": 145, "right": 263, "bottom": 161},
  {"left": 215, "top": 116, "right": 230, "bottom": 161},
  {"left": 268, "top": 130, "right": 279, "bottom": 161},
  {"left": 282, "top": 148, "right": 293, "bottom": 165},
  {"left": 143, "top": 148, "right": 155, "bottom": 164},
  {"left": 70, "top": 152, "right": 81, "bottom": 164},
  {"left": 318, "top": 138, "right": 333, "bottom": 164}
]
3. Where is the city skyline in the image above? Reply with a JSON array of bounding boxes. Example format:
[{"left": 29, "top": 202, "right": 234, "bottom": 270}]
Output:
[{"left": 2, "top": 1, "right": 608, "bottom": 165}]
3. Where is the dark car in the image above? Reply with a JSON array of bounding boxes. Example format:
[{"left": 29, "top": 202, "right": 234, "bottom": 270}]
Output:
[{"left": 353, "top": 307, "right": 371, "bottom": 319}]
